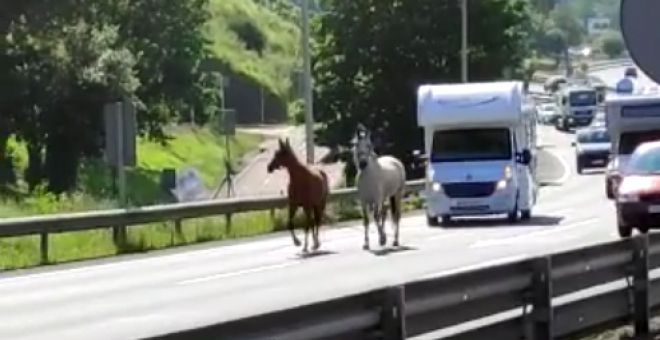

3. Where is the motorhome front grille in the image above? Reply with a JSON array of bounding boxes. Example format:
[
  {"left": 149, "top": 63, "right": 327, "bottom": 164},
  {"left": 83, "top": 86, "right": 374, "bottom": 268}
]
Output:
[
  {"left": 442, "top": 182, "right": 497, "bottom": 198},
  {"left": 639, "top": 193, "right": 660, "bottom": 204},
  {"left": 582, "top": 151, "right": 609, "bottom": 160},
  {"left": 573, "top": 110, "right": 592, "bottom": 116}
]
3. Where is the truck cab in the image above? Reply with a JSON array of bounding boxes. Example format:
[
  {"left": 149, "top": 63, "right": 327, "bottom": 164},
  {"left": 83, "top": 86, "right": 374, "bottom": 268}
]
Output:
[
  {"left": 555, "top": 85, "right": 599, "bottom": 131},
  {"left": 605, "top": 94, "right": 660, "bottom": 199},
  {"left": 417, "top": 81, "right": 537, "bottom": 225}
]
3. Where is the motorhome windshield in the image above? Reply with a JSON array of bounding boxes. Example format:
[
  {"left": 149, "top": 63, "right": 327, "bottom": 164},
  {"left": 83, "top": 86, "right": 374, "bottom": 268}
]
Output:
[
  {"left": 569, "top": 91, "right": 597, "bottom": 107},
  {"left": 431, "top": 128, "right": 512, "bottom": 162},
  {"left": 618, "top": 130, "right": 660, "bottom": 154}
]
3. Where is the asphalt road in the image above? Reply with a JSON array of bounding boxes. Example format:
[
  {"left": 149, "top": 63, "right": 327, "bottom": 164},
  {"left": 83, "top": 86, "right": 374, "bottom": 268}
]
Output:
[{"left": 0, "top": 65, "right": 648, "bottom": 340}]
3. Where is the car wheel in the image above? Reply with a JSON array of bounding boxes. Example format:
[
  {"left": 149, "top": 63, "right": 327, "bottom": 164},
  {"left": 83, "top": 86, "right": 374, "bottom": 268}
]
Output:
[
  {"left": 520, "top": 209, "right": 532, "bottom": 220},
  {"left": 606, "top": 181, "right": 614, "bottom": 199},
  {"left": 426, "top": 214, "right": 439, "bottom": 227},
  {"left": 638, "top": 224, "right": 650, "bottom": 234},
  {"left": 618, "top": 222, "right": 633, "bottom": 238},
  {"left": 576, "top": 159, "right": 584, "bottom": 174},
  {"left": 440, "top": 215, "right": 452, "bottom": 225}
]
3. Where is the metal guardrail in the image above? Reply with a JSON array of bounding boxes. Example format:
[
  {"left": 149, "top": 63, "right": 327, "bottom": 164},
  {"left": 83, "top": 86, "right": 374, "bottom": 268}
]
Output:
[{"left": 147, "top": 233, "right": 660, "bottom": 340}]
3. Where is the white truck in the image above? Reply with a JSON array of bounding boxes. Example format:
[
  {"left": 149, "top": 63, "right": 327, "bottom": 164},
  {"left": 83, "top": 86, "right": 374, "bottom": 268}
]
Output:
[
  {"left": 417, "top": 81, "right": 538, "bottom": 225},
  {"left": 555, "top": 85, "right": 599, "bottom": 131},
  {"left": 605, "top": 93, "right": 660, "bottom": 198}
]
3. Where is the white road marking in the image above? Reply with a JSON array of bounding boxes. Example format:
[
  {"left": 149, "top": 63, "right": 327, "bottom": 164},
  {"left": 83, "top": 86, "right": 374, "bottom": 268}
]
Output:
[
  {"left": 544, "top": 147, "right": 572, "bottom": 185},
  {"left": 468, "top": 218, "right": 598, "bottom": 248},
  {"left": 0, "top": 215, "right": 426, "bottom": 285},
  {"left": 176, "top": 262, "right": 298, "bottom": 285},
  {"left": 418, "top": 254, "right": 530, "bottom": 280}
]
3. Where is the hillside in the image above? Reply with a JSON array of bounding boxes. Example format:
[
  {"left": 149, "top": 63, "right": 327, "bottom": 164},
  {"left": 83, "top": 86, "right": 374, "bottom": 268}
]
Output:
[{"left": 208, "top": 0, "right": 300, "bottom": 124}]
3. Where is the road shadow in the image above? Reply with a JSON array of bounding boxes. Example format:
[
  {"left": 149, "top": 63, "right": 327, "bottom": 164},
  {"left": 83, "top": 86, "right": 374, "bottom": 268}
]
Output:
[
  {"left": 296, "top": 249, "right": 336, "bottom": 259},
  {"left": 438, "top": 214, "right": 563, "bottom": 229},
  {"left": 369, "top": 245, "right": 417, "bottom": 257},
  {"left": 579, "top": 169, "right": 606, "bottom": 175}
]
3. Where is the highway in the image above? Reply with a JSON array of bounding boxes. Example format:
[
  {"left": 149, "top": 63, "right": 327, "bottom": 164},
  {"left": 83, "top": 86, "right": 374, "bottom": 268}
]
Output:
[{"left": 0, "top": 64, "right": 655, "bottom": 340}]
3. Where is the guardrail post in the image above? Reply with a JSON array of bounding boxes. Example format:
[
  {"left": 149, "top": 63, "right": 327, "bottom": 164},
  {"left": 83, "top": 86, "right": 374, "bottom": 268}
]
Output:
[
  {"left": 632, "top": 235, "right": 650, "bottom": 336},
  {"left": 380, "top": 286, "right": 406, "bottom": 340},
  {"left": 225, "top": 213, "right": 233, "bottom": 233},
  {"left": 531, "top": 256, "right": 553, "bottom": 340},
  {"left": 113, "top": 225, "right": 127, "bottom": 250},
  {"left": 40, "top": 232, "right": 49, "bottom": 264}
]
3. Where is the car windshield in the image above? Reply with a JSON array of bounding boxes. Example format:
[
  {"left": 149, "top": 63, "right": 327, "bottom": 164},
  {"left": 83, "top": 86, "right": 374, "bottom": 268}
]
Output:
[
  {"left": 627, "top": 146, "right": 660, "bottom": 174},
  {"left": 568, "top": 91, "right": 597, "bottom": 107},
  {"left": 539, "top": 104, "right": 555, "bottom": 112},
  {"left": 431, "top": 128, "right": 512, "bottom": 162},
  {"left": 577, "top": 129, "right": 609, "bottom": 143},
  {"left": 619, "top": 131, "right": 660, "bottom": 154}
]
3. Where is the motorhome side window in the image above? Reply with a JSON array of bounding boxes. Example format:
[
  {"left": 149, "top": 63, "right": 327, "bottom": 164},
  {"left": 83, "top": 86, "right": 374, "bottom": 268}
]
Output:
[
  {"left": 431, "top": 128, "right": 512, "bottom": 162},
  {"left": 619, "top": 130, "right": 660, "bottom": 154},
  {"left": 568, "top": 91, "right": 597, "bottom": 106}
]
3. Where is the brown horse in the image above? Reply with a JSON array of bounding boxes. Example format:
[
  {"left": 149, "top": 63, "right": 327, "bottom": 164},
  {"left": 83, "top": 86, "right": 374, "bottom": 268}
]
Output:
[{"left": 267, "top": 138, "right": 329, "bottom": 252}]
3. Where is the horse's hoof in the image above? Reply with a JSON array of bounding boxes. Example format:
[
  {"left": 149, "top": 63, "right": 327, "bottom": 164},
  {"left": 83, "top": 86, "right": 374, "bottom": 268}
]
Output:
[
  {"left": 379, "top": 236, "right": 387, "bottom": 246},
  {"left": 392, "top": 241, "right": 400, "bottom": 247},
  {"left": 293, "top": 239, "right": 302, "bottom": 247},
  {"left": 363, "top": 244, "right": 370, "bottom": 250}
]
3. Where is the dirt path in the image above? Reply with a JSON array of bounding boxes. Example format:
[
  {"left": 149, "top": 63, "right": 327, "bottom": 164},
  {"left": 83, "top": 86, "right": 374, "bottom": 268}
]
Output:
[{"left": 223, "top": 125, "right": 344, "bottom": 197}]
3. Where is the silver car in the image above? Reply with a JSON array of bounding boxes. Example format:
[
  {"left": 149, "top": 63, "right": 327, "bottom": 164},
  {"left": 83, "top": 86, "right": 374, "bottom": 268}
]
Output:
[{"left": 537, "top": 103, "right": 559, "bottom": 125}]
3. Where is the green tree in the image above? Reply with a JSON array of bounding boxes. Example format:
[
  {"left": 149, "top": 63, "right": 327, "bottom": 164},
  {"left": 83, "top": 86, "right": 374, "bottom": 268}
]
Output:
[
  {"left": 0, "top": 0, "right": 216, "bottom": 192},
  {"left": 599, "top": 30, "right": 625, "bottom": 58},
  {"left": 549, "top": 3, "right": 585, "bottom": 47},
  {"left": 313, "top": 0, "right": 531, "bottom": 178}
]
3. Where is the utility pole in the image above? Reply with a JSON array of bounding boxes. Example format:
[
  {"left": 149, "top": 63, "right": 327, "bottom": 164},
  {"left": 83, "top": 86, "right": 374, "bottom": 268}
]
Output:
[{"left": 301, "top": 0, "right": 315, "bottom": 164}]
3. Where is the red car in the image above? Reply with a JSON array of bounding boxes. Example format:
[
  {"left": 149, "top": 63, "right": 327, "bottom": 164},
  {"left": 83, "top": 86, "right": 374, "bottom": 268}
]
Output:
[{"left": 616, "top": 141, "right": 660, "bottom": 237}]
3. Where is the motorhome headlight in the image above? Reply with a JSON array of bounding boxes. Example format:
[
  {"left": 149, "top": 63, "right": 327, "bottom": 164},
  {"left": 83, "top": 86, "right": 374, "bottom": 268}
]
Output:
[
  {"left": 431, "top": 182, "right": 442, "bottom": 191},
  {"left": 496, "top": 180, "right": 507, "bottom": 190},
  {"left": 503, "top": 166, "right": 511, "bottom": 179}
]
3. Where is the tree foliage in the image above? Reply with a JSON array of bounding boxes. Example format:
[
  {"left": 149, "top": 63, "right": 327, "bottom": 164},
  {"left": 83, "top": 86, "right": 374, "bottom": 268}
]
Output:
[
  {"left": 0, "top": 0, "right": 216, "bottom": 193},
  {"left": 313, "top": 0, "right": 531, "bottom": 178},
  {"left": 598, "top": 29, "right": 625, "bottom": 58}
]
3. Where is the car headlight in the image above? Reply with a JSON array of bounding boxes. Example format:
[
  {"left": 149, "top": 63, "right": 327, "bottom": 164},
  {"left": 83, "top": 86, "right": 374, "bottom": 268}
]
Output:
[
  {"left": 431, "top": 182, "right": 442, "bottom": 191},
  {"left": 496, "top": 180, "right": 507, "bottom": 189},
  {"left": 618, "top": 193, "right": 639, "bottom": 202}
]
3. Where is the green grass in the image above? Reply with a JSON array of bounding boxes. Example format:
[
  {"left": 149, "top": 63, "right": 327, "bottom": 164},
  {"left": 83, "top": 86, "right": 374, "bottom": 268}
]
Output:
[
  {"left": 0, "top": 162, "right": 425, "bottom": 269},
  {"left": 208, "top": 0, "right": 300, "bottom": 98}
]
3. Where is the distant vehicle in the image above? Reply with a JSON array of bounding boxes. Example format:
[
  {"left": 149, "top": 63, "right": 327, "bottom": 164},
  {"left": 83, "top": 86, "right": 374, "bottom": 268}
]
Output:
[
  {"left": 417, "top": 81, "right": 537, "bottom": 225},
  {"left": 544, "top": 76, "right": 567, "bottom": 93},
  {"left": 537, "top": 103, "right": 558, "bottom": 125},
  {"left": 572, "top": 127, "right": 611, "bottom": 174},
  {"left": 589, "top": 111, "right": 606, "bottom": 127},
  {"left": 554, "top": 85, "right": 599, "bottom": 130},
  {"left": 615, "top": 140, "right": 660, "bottom": 237},
  {"left": 604, "top": 93, "right": 660, "bottom": 199},
  {"left": 624, "top": 67, "right": 638, "bottom": 78}
]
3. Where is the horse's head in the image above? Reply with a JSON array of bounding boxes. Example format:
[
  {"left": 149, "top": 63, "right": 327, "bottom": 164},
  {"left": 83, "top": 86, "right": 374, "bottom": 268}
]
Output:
[
  {"left": 352, "top": 125, "right": 377, "bottom": 170},
  {"left": 267, "top": 138, "right": 295, "bottom": 173}
]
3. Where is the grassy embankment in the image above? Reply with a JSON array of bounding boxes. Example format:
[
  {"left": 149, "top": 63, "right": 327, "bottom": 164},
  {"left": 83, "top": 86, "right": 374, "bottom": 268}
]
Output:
[{"left": 0, "top": 0, "right": 310, "bottom": 269}]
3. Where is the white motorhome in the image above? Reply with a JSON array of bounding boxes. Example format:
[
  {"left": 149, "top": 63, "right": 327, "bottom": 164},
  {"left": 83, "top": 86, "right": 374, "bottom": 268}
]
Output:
[
  {"left": 417, "top": 81, "right": 538, "bottom": 225},
  {"left": 605, "top": 93, "right": 660, "bottom": 198}
]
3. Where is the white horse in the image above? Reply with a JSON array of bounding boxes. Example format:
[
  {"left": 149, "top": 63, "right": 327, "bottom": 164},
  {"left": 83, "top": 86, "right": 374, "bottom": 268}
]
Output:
[{"left": 352, "top": 126, "right": 406, "bottom": 250}]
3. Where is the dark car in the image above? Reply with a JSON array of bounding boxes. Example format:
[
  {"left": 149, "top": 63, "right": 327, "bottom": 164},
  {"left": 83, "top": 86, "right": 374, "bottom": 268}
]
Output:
[
  {"left": 572, "top": 127, "right": 611, "bottom": 174},
  {"left": 624, "top": 67, "right": 638, "bottom": 78},
  {"left": 616, "top": 141, "right": 660, "bottom": 237}
]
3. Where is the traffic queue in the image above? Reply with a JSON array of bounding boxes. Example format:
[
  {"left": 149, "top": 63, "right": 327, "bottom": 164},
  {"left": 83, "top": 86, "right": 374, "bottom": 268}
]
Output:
[{"left": 569, "top": 67, "right": 660, "bottom": 238}]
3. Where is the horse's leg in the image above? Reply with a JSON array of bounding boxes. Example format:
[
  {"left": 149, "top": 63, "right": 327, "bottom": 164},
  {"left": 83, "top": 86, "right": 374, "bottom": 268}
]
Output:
[
  {"left": 302, "top": 207, "right": 313, "bottom": 253},
  {"left": 391, "top": 194, "right": 402, "bottom": 247},
  {"left": 288, "top": 204, "right": 301, "bottom": 247},
  {"left": 375, "top": 203, "right": 387, "bottom": 247},
  {"left": 312, "top": 205, "right": 323, "bottom": 250},
  {"left": 361, "top": 203, "right": 370, "bottom": 250}
]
